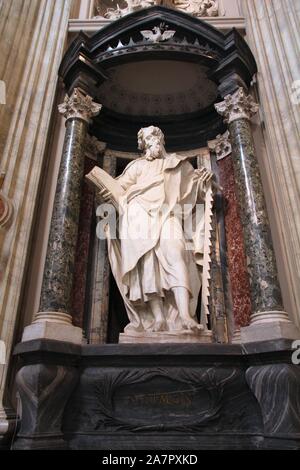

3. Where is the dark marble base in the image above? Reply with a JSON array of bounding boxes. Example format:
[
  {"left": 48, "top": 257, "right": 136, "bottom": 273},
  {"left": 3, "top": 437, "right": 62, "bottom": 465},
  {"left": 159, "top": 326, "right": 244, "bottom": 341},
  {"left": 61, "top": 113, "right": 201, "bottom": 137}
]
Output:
[{"left": 12, "top": 340, "right": 300, "bottom": 450}]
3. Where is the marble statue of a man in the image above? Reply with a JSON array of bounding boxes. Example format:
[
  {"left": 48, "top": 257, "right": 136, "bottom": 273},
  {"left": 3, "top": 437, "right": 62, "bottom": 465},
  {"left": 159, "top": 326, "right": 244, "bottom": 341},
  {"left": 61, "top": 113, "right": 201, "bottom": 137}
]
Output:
[{"left": 99, "top": 126, "right": 213, "bottom": 339}]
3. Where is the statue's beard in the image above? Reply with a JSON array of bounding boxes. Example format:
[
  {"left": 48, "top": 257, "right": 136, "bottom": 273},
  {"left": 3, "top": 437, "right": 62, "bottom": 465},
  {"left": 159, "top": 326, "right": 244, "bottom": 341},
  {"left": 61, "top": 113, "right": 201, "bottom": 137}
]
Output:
[{"left": 144, "top": 144, "right": 163, "bottom": 161}]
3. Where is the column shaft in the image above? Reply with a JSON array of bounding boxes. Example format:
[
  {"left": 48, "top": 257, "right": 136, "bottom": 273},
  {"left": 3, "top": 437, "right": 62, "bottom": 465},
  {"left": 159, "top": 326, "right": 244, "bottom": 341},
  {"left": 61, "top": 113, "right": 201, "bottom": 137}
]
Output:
[
  {"left": 228, "top": 117, "right": 283, "bottom": 317},
  {"left": 22, "top": 88, "right": 101, "bottom": 343},
  {"left": 89, "top": 154, "right": 116, "bottom": 344},
  {"left": 38, "top": 118, "right": 87, "bottom": 321},
  {"left": 215, "top": 88, "right": 300, "bottom": 342},
  {"left": 243, "top": 0, "right": 300, "bottom": 328}
]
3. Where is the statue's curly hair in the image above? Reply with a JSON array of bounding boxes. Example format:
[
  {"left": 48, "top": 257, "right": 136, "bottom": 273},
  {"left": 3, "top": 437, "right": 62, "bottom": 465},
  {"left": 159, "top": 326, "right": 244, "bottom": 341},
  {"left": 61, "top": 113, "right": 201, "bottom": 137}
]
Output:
[{"left": 137, "top": 126, "right": 165, "bottom": 151}]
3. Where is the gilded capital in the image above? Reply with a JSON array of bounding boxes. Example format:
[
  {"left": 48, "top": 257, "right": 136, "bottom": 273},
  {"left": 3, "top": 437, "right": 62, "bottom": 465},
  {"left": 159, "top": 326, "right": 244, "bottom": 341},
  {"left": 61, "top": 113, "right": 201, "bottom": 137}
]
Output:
[
  {"left": 207, "top": 130, "right": 231, "bottom": 160},
  {"left": 215, "top": 88, "right": 259, "bottom": 124},
  {"left": 58, "top": 88, "right": 102, "bottom": 124}
]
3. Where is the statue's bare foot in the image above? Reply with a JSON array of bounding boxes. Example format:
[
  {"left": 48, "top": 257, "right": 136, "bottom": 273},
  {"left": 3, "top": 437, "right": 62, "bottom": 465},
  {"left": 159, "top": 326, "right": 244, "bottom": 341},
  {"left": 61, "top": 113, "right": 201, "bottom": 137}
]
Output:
[
  {"left": 124, "top": 323, "right": 143, "bottom": 333},
  {"left": 151, "top": 320, "right": 166, "bottom": 332},
  {"left": 182, "top": 318, "right": 203, "bottom": 332}
]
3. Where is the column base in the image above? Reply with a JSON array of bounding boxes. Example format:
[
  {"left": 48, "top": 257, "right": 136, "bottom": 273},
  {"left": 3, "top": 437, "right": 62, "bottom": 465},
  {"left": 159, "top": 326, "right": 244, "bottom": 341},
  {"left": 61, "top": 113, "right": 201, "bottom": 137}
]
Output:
[
  {"left": 22, "top": 321, "right": 82, "bottom": 345},
  {"left": 241, "top": 319, "right": 300, "bottom": 344},
  {"left": 0, "top": 407, "right": 17, "bottom": 449},
  {"left": 231, "top": 328, "right": 241, "bottom": 344}
]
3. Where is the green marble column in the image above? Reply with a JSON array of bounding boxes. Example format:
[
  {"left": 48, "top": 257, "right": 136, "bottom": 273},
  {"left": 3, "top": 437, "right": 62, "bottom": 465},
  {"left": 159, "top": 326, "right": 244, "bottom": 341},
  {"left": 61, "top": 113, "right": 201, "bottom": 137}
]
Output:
[
  {"left": 23, "top": 89, "right": 101, "bottom": 343},
  {"left": 215, "top": 88, "right": 297, "bottom": 339},
  {"left": 39, "top": 118, "right": 87, "bottom": 321},
  {"left": 228, "top": 118, "right": 284, "bottom": 317}
]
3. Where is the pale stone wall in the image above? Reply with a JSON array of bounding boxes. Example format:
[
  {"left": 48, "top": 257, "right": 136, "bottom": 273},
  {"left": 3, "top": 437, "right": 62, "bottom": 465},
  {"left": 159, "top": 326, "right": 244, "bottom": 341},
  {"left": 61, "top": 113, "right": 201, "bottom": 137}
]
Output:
[
  {"left": 0, "top": 0, "right": 72, "bottom": 439},
  {"left": 241, "top": 0, "right": 300, "bottom": 327}
]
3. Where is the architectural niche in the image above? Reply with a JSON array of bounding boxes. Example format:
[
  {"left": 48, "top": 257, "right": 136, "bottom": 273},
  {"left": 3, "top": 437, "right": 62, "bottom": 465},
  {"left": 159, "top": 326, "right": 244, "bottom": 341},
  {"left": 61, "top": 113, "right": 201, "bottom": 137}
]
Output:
[{"left": 98, "top": 62, "right": 218, "bottom": 117}]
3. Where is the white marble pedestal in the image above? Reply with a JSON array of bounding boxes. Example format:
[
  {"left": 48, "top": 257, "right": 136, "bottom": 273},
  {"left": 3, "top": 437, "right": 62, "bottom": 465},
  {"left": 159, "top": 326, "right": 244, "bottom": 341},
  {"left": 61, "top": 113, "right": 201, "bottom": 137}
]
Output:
[{"left": 119, "top": 330, "right": 213, "bottom": 344}]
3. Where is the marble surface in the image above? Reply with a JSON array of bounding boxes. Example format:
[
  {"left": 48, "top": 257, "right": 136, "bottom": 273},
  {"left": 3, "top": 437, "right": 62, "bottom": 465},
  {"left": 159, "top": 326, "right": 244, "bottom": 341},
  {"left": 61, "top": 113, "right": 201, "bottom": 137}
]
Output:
[
  {"left": 0, "top": 0, "right": 73, "bottom": 442},
  {"left": 88, "top": 154, "right": 116, "bottom": 344},
  {"left": 13, "top": 339, "right": 300, "bottom": 450},
  {"left": 229, "top": 118, "right": 283, "bottom": 314},
  {"left": 246, "top": 363, "right": 300, "bottom": 436},
  {"left": 0, "top": 198, "right": 4, "bottom": 220},
  {"left": 22, "top": 321, "right": 82, "bottom": 345},
  {"left": 242, "top": 0, "right": 300, "bottom": 329},
  {"left": 91, "top": 126, "right": 212, "bottom": 340},
  {"left": 71, "top": 157, "right": 95, "bottom": 329},
  {"left": 119, "top": 330, "right": 213, "bottom": 343},
  {"left": 14, "top": 363, "right": 78, "bottom": 450},
  {"left": 39, "top": 119, "right": 87, "bottom": 314},
  {"left": 208, "top": 208, "right": 227, "bottom": 341},
  {"left": 12, "top": 340, "right": 300, "bottom": 449},
  {"left": 218, "top": 155, "right": 251, "bottom": 327}
]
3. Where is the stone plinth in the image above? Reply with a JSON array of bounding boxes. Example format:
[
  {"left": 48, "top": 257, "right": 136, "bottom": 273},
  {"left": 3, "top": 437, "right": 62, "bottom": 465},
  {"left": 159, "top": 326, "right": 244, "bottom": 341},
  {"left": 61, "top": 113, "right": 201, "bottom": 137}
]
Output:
[
  {"left": 11, "top": 339, "right": 300, "bottom": 450},
  {"left": 119, "top": 330, "right": 213, "bottom": 343}
]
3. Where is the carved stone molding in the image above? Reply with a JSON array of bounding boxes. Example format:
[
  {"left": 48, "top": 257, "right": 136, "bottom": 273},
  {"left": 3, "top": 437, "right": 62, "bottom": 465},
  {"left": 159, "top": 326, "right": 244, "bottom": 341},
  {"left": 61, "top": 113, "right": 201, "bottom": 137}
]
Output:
[
  {"left": 246, "top": 364, "right": 300, "bottom": 436},
  {"left": 58, "top": 88, "right": 102, "bottom": 124},
  {"left": 0, "top": 172, "right": 13, "bottom": 229},
  {"left": 94, "top": 1, "right": 219, "bottom": 20},
  {"left": 173, "top": 0, "right": 219, "bottom": 17},
  {"left": 214, "top": 88, "right": 259, "bottom": 124},
  {"left": 85, "top": 135, "right": 107, "bottom": 160},
  {"left": 14, "top": 363, "right": 78, "bottom": 449},
  {"left": 207, "top": 130, "right": 232, "bottom": 160}
]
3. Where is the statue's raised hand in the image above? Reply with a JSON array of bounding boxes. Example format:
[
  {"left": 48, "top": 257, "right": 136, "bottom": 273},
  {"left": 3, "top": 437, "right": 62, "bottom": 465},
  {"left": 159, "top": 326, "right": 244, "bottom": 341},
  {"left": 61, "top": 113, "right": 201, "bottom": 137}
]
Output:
[
  {"left": 98, "top": 188, "right": 112, "bottom": 203},
  {"left": 194, "top": 167, "right": 222, "bottom": 193},
  {"left": 194, "top": 167, "right": 214, "bottom": 185}
]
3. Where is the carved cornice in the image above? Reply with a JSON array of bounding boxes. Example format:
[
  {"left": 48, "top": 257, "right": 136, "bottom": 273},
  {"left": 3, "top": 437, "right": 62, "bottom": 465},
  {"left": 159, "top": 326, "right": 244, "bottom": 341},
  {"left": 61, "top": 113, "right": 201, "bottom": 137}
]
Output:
[
  {"left": 207, "top": 130, "right": 231, "bottom": 160},
  {"left": 214, "top": 87, "right": 259, "bottom": 124},
  {"left": 58, "top": 88, "right": 102, "bottom": 123}
]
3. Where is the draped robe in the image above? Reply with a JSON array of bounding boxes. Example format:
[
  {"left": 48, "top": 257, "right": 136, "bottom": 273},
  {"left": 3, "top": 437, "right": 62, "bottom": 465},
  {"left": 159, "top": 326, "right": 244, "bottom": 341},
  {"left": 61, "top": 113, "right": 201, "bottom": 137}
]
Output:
[{"left": 106, "top": 153, "right": 206, "bottom": 333}]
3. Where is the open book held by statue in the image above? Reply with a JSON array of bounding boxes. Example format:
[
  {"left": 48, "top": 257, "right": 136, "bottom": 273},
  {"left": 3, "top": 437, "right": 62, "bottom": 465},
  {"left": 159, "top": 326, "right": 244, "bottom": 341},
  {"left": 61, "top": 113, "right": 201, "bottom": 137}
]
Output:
[{"left": 86, "top": 126, "right": 219, "bottom": 343}]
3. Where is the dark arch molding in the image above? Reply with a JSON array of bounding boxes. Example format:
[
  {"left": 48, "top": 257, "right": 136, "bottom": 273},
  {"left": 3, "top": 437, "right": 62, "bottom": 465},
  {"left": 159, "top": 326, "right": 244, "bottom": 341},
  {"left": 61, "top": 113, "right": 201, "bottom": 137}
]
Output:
[{"left": 59, "top": 5, "right": 257, "bottom": 151}]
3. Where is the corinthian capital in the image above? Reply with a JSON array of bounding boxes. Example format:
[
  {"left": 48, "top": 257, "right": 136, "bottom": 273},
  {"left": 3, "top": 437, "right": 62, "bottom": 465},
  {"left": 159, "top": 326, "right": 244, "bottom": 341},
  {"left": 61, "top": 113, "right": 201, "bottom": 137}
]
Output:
[
  {"left": 215, "top": 88, "right": 259, "bottom": 124},
  {"left": 207, "top": 131, "right": 231, "bottom": 160},
  {"left": 58, "top": 88, "right": 102, "bottom": 124}
]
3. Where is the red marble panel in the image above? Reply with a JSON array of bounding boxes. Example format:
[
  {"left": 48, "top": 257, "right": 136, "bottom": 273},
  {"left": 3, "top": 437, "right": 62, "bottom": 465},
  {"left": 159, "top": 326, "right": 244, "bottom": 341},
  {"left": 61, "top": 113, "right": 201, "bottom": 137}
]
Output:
[
  {"left": 71, "top": 157, "right": 95, "bottom": 328},
  {"left": 218, "top": 155, "right": 251, "bottom": 327}
]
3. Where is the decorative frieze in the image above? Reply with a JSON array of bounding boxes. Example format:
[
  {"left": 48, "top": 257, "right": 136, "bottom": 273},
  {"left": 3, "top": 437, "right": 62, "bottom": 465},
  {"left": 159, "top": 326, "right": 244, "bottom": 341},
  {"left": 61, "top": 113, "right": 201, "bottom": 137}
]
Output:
[
  {"left": 58, "top": 88, "right": 102, "bottom": 124},
  {"left": 208, "top": 131, "right": 232, "bottom": 160},
  {"left": 94, "top": 0, "right": 219, "bottom": 20},
  {"left": 94, "top": 1, "right": 160, "bottom": 20},
  {"left": 215, "top": 88, "right": 259, "bottom": 124},
  {"left": 173, "top": 0, "right": 219, "bottom": 17}
]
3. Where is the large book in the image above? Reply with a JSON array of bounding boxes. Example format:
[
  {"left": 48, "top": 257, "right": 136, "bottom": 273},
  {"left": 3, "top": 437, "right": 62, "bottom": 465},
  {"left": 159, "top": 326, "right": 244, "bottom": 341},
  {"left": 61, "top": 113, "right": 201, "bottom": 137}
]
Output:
[{"left": 85, "top": 166, "right": 124, "bottom": 210}]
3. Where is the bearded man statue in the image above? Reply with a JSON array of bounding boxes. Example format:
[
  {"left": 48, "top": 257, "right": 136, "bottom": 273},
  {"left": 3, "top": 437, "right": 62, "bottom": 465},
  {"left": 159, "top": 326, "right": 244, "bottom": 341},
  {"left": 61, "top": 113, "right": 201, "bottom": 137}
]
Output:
[{"left": 96, "top": 126, "right": 214, "bottom": 342}]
